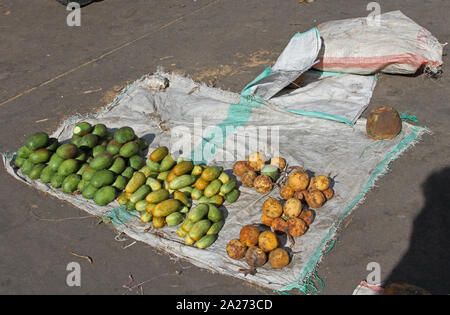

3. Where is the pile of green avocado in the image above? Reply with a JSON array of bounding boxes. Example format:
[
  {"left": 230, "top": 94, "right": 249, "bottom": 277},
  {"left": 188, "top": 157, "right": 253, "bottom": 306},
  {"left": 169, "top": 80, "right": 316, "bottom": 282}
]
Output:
[{"left": 14, "top": 122, "right": 148, "bottom": 206}]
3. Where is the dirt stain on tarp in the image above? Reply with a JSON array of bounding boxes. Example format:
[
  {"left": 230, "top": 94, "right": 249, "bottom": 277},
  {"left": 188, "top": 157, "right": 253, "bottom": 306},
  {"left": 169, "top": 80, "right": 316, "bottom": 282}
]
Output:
[{"left": 102, "top": 83, "right": 128, "bottom": 106}]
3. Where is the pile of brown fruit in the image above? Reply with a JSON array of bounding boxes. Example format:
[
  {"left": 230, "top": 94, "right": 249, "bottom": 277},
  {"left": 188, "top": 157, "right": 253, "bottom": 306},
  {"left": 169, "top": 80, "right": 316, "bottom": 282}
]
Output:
[
  {"left": 259, "top": 168, "right": 334, "bottom": 237},
  {"left": 281, "top": 168, "right": 334, "bottom": 209},
  {"left": 260, "top": 197, "right": 312, "bottom": 237},
  {"left": 226, "top": 225, "right": 291, "bottom": 270},
  {"left": 233, "top": 152, "right": 286, "bottom": 194}
]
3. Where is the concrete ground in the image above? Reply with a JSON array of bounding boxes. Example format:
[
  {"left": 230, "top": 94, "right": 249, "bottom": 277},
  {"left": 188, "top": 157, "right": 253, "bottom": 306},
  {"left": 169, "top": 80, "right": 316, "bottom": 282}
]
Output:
[{"left": 0, "top": 0, "right": 449, "bottom": 295}]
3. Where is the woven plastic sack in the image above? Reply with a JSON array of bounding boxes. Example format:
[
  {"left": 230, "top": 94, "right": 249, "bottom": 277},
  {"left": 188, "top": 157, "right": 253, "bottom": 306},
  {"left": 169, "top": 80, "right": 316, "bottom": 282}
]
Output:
[
  {"left": 314, "top": 11, "right": 444, "bottom": 75},
  {"left": 243, "top": 28, "right": 377, "bottom": 125}
]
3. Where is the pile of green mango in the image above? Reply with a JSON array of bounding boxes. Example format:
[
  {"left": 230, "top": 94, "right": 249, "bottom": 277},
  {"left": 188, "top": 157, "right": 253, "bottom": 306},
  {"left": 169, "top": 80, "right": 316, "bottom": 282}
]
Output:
[
  {"left": 116, "top": 146, "right": 241, "bottom": 249},
  {"left": 14, "top": 122, "right": 148, "bottom": 207},
  {"left": 176, "top": 203, "right": 225, "bottom": 249}
]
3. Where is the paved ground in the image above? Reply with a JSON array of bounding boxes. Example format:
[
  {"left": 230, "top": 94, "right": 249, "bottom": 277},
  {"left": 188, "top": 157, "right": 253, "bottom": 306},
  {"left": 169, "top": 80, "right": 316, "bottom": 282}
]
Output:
[{"left": 0, "top": 0, "right": 449, "bottom": 295}]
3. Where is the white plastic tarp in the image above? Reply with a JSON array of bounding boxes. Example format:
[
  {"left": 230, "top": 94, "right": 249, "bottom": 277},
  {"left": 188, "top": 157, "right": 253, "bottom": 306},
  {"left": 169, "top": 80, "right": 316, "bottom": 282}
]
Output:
[{"left": 3, "top": 71, "right": 426, "bottom": 293}]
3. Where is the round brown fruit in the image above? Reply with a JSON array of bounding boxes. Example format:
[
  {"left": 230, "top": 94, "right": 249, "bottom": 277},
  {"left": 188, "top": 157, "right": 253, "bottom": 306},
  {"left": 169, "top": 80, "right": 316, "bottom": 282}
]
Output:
[
  {"left": 258, "top": 231, "right": 279, "bottom": 252},
  {"left": 269, "top": 248, "right": 290, "bottom": 269},
  {"left": 261, "top": 213, "right": 274, "bottom": 227},
  {"left": 280, "top": 185, "right": 295, "bottom": 200},
  {"left": 310, "top": 175, "right": 330, "bottom": 191},
  {"left": 245, "top": 246, "right": 267, "bottom": 267},
  {"left": 226, "top": 239, "right": 247, "bottom": 260},
  {"left": 288, "top": 171, "right": 310, "bottom": 192},
  {"left": 262, "top": 198, "right": 283, "bottom": 218},
  {"left": 287, "top": 217, "right": 307, "bottom": 237},
  {"left": 271, "top": 217, "right": 288, "bottom": 233},
  {"left": 299, "top": 209, "right": 315, "bottom": 226},
  {"left": 270, "top": 157, "right": 286, "bottom": 170},
  {"left": 233, "top": 161, "right": 250, "bottom": 177},
  {"left": 283, "top": 198, "right": 302, "bottom": 218},
  {"left": 253, "top": 175, "right": 273, "bottom": 194},
  {"left": 241, "top": 170, "right": 257, "bottom": 187},
  {"left": 247, "top": 152, "right": 266, "bottom": 172},
  {"left": 239, "top": 225, "right": 260, "bottom": 247},
  {"left": 305, "top": 190, "right": 326, "bottom": 209},
  {"left": 293, "top": 190, "right": 308, "bottom": 201},
  {"left": 323, "top": 187, "right": 334, "bottom": 200},
  {"left": 366, "top": 106, "right": 402, "bottom": 140}
]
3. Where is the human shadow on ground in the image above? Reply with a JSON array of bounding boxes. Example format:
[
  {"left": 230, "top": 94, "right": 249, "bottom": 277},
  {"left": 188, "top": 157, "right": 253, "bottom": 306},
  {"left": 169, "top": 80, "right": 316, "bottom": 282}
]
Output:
[{"left": 384, "top": 166, "right": 450, "bottom": 294}]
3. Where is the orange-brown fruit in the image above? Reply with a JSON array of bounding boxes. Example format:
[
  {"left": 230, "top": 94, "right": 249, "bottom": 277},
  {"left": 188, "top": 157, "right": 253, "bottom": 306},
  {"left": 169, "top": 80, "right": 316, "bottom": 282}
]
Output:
[
  {"left": 323, "top": 187, "right": 334, "bottom": 200},
  {"left": 226, "top": 239, "right": 247, "bottom": 260},
  {"left": 366, "top": 106, "right": 402, "bottom": 140},
  {"left": 253, "top": 175, "right": 273, "bottom": 194},
  {"left": 166, "top": 169, "right": 177, "bottom": 182},
  {"left": 233, "top": 161, "right": 250, "bottom": 177},
  {"left": 305, "top": 190, "right": 326, "bottom": 209},
  {"left": 287, "top": 217, "right": 307, "bottom": 237},
  {"left": 280, "top": 185, "right": 295, "bottom": 200},
  {"left": 241, "top": 170, "right": 257, "bottom": 187},
  {"left": 260, "top": 213, "right": 275, "bottom": 227},
  {"left": 193, "top": 177, "right": 209, "bottom": 191},
  {"left": 247, "top": 152, "right": 266, "bottom": 172},
  {"left": 245, "top": 246, "right": 267, "bottom": 267},
  {"left": 271, "top": 217, "right": 288, "bottom": 233},
  {"left": 152, "top": 216, "right": 166, "bottom": 229},
  {"left": 283, "top": 198, "right": 302, "bottom": 218},
  {"left": 293, "top": 190, "right": 308, "bottom": 201},
  {"left": 299, "top": 209, "right": 315, "bottom": 226},
  {"left": 239, "top": 225, "right": 260, "bottom": 247},
  {"left": 258, "top": 231, "right": 279, "bottom": 252},
  {"left": 310, "top": 175, "right": 330, "bottom": 191},
  {"left": 288, "top": 171, "right": 310, "bottom": 192},
  {"left": 262, "top": 198, "right": 283, "bottom": 218},
  {"left": 270, "top": 157, "right": 286, "bottom": 170},
  {"left": 269, "top": 248, "right": 290, "bottom": 269}
]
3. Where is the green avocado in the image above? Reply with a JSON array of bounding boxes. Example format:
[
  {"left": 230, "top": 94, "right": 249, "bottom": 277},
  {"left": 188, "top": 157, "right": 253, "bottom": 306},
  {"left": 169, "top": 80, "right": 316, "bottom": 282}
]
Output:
[
  {"left": 57, "top": 159, "right": 79, "bottom": 176},
  {"left": 119, "top": 141, "right": 139, "bottom": 158},
  {"left": 114, "top": 126, "right": 135, "bottom": 144},
  {"left": 56, "top": 143, "right": 78, "bottom": 159},
  {"left": 106, "top": 140, "right": 122, "bottom": 155},
  {"left": 129, "top": 155, "right": 145, "bottom": 170},
  {"left": 25, "top": 132, "right": 49, "bottom": 151},
  {"left": 40, "top": 165, "right": 56, "bottom": 183},
  {"left": 62, "top": 174, "right": 81, "bottom": 194},
  {"left": 73, "top": 122, "right": 92, "bottom": 137},
  {"left": 78, "top": 133, "right": 98, "bottom": 149},
  {"left": 29, "top": 164, "right": 46, "bottom": 180},
  {"left": 82, "top": 184, "right": 98, "bottom": 199},
  {"left": 109, "top": 157, "right": 126, "bottom": 174},
  {"left": 89, "top": 152, "right": 114, "bottom": 170},
  {"left": 94, "top": 186, "right": 117, "bottom": 206},
  {"left": 29, "top": 148, "right": 51, "bottom": 164},
  {"left": 90, "top": 169, "right": 115, "bottom": 188},
  {"left": 92, "top": 124, "right": 108, "bottom": 138},
  {"left": 50, "top": 173, "right": 66, "bottom": 189}
]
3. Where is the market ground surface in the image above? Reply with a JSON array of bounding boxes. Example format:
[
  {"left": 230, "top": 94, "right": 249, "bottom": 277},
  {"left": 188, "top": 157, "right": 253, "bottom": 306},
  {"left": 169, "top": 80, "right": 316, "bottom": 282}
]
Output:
[{"left": 0, "top": 0, "right": 449, "bottom": 295}]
